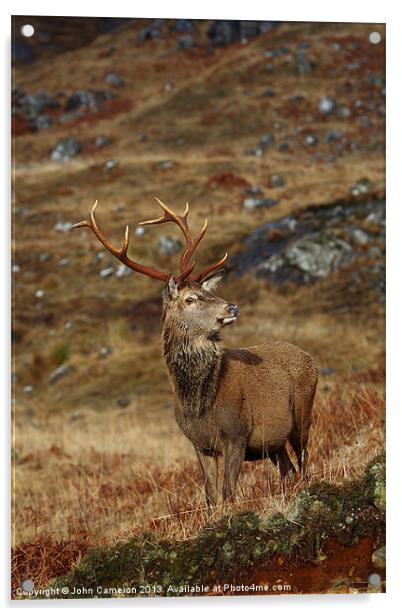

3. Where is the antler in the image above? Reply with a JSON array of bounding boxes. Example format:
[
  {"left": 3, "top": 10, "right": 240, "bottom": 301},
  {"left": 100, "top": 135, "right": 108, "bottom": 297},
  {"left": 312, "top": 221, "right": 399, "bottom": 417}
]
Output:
[
  {"left": 71, "top": 200, "right": 172, "bottom": 282},
  {"left": 140, "top": 197, "right": 227, "bottom": 283},
  {"left": 72, "top": 198, "right": 227, "bottom": 285}
]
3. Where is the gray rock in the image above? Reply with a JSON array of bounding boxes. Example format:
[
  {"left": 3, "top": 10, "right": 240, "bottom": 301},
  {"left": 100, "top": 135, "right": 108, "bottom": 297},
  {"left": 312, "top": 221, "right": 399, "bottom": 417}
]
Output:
[
  {"left": 159, "top": 236, "right": 183, "bottom": 255},
  {"left": 12, "top": 264, "right": 20, "bottom": 273},
  {"left": 58, "top": 258, "right": 70, "bottom": 267},
  {"left": 296, "top": 50, "right": 312, "bottom": 75},
  {"left": 371, "top": 546, "right": 386, "bottom": 569},
  {"left": 54, "top": 221, "right": 73, "bottom": 232},
  {"left": 115, "top": 264, "right": 132, "bottom": 278},
  {"left": 158, "top": 160, "right": 174, "bottom": 170},
  {"left": 105, "top": 72, "right": 124, "bottom": 87},
  {"left": 35, "top": 289, "right": 45, "bottom": 298},
  {"left": 23, "top": 385, "right": 34, "bottom": 394},
  {"left": 244, "top": 197, "right": 279, "bottom": 211},
  {"left": 319, "top": 96, "right": 337, "bottom": 116},
  {"left": 34, "top": 115, "right": 53, "bottom": 130},
  {"left": 285, "top": 233, "right": 352, "bottom": 278},
  {"left": 352, "top": 228, "right": 369, "bottom": 245},
  {"left": 271, "top": 174, "right": 285, "bottom": 187},
  {"left": 100, "top": 266, "right": 114, "bottom": 278},
  {"left": 176, "top": 35, "right": 195, "bottom": 50},
  {"left": 262, "top": 88, "right": 275, "bottom": 97},
  {"left": 99, "top": 346, "right": 113, "bottom": 359},
  {"left": 171, "top": 19, "right": 195, "bottom": 33},
  {"left": 244, "top": 185, "right": 263, "bottom": 196},
  {"left": 325, "top": 129, "right": 343, "bottom": 143},
  {"left": 350, "top": 177, "right": 374, "bottom": 196},
  {"left": 103, "top": 159, "right": 119, "bottom": 171},
  {"left": 337, "top": 105, "right": 351, "bottom": 120},
  {"left": 256, "top": 253, "right": 285, "bottom": 273},
  {"left": 304, "top": 134, "right": 319, "bottom": 146},
  {"left": 51, "top": 138, "right": 82, "bottom": 162},
  {"left": 138, "top": 18, "right": 165, "bottom": 41},
  {"left": 260, "top": 133, "right": 275, "bottom": 146},
  {"left": 135, "top": 226, "right": 146, "bottom": 237},
  {"left": 95, "top": 135, "right": 111, "bottom": 148},
  {"left": 117, "top": 396, "right": 130, "bottom": 408},
  {"left": 164, "top": 81, "right": 173, "bottom": 92},
  {"left": 244, "top": 145, "right": 265, "bottom": 157},
  {"left": 38, "top": 252, "right": 51, "bottom": 262},
  {"left": 320, "top": 367, "right": 336, "bottom": 376},
  {"left": 65, "top": 89, "right": 113, "bottom": 112},
  {"left": 64, "top": 321, "right": 74, "bottom": 330},
  {"left": 48, "top": 364, "right": 71, "bottom": 384},
  {"left": 137, "top": 133, "right": 147, "bottom": 142}
]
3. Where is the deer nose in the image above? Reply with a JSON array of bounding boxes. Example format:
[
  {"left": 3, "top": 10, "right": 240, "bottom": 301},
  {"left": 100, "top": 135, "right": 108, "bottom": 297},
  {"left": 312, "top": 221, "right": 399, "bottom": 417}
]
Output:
[{"left": 227, "top": 304, "right": 239, "bottom": 317}]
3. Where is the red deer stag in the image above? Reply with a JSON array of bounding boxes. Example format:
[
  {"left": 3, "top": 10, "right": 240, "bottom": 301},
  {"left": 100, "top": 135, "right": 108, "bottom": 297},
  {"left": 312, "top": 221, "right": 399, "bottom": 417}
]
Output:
[{"left": 72, "top": 198, "right": 318, "bottom": 507}]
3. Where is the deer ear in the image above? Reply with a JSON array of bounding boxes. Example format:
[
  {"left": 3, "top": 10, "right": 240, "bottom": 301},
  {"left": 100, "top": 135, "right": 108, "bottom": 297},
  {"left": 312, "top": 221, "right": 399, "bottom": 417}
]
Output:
[
  {"left": 201, "top": 269, "right": 225, "bottom": 292},
  {"left": 166, "top": 275, "right": 179, "bottom": 299}
]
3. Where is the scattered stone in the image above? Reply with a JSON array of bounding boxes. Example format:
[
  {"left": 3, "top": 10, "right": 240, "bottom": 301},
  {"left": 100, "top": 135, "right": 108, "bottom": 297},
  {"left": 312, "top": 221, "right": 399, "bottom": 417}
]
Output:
[
  {"left": 23, "top": 385, "right": 34, "bottom": 394},
  {"left": 350, "top": 177, "right": 375, "bottom": 196},
  {"left": 103, "top": 159, "right": 119, "bottom": 171},
  {"left": 58, "top": 258, "right": 70, "bottom": 267},
  {"left": 51, "top": 138, "right": 82, "bottom": 162},
  {"left": 95, "top": 135, "right": 111, "bottom": 148},
  {"left": 304, "top": 134, "right": 319, "bottom": 146},
  {"left": 285, "top": 233, "right": 352, "bottom": 278},
  {"left": 99, "top": 346, "right": 113, "bottom": 359},
  {"left": 100, "top": 267, "right": 114, "bottom": 278},
  {"left": 135, "top": 226, "right": 146, "bottom": 237},
  {"left": 38, "top": 252, "right": 51, "bottom": 262},
  {"left": 105, "top": 72, "right": 124, "bottom": 87},
  {"left": 325, "top": 129, "right": 343, "bottom": 143},
  {"left": 64, "top": 321, "right": 74, "bottom": 330},
  {"left": 65, "top": 89, "right": 113, "bottom": 112},
  {"left": 278, "top": 141, "right": 291, "bottom": 151},
  {"left": 48, "top": 364, "right": 71, "bottom": 384},
  {"left": 319, "top": 96, "right": 337, "bottom": 116},
  {"left": 158, "top": 160, "right": 174, "bottom": 170},
  {"left": 164, "top": 81, "right": 173, "bottom": 92},
  {"left": 264, "top": 46, "right": 290, "bottom": 59},
  {"left": 96, "top": 251, "right": 106, "bottom": 261},
  {"left": 159, "top": 236, "right": 183, "bottom": 255},
  {"left": 244, "top": 145, "right": 265, "bottom": 157},
  {"left": 371, "top": 546, "right": 386, "bottom": 569},
  {"left": 115, "top": 264, "right": 132, "bottom": 278},
  {"left": 12, "top": 264, "right": 21, "bottom": 273},
  {"left": 260, "top": 133, "right": 275, "bottom": 147},
  {"left": 54, "top": 221, "right": 73, "bottom": 233},
  {"left": 262, "top": 88, "right": 275, "bottom": 97},
  {"left": 295, "top": 50, "right": 312, "bottom": 75},
  {"left": 171, "top": 19, "right": 195, "bottom": 33},
  {"left": 34, "top": 115, "right": 53, "bottom": 130},
  {"left": 244, "top": 197, "right": 279, "bottom": 211},
  {"left": 176, "top": 35, "right": 195, "bottom": 50},
  {"left": 271, "top": 174, "right": 285, "bottom": 187},
  {"left": 35, "top": 289, "right": 45, "bottom": 299},
  {"left": 137, "top": 133, "right": 147, "bottom": 142},
  {"left": 138, "top": 18, "right": 165, "bottom": 41},
  {"left": 351, "top": 228, "right": 369, "bottom": 245},
  {"left": 244, "top": 185, "right": 263, "bottom": 196},
  {"left": 117, "top": 396, "right": 130, "bottom": 408}
]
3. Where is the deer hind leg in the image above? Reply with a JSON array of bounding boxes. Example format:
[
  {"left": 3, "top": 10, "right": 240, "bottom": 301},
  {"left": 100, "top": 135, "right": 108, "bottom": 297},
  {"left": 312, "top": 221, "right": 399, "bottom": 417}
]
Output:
[
  {"left": 289, "top": 430, "right": 309, "bottom": 477},
  {"left": 194, "top": 448, "right": 219, "bottom": 510},
  {"left": 223, "top": 439, "right": 246, "bottom": 503},
  {"left": 269, "top": 445, "right": 296, "bottom": 481}
]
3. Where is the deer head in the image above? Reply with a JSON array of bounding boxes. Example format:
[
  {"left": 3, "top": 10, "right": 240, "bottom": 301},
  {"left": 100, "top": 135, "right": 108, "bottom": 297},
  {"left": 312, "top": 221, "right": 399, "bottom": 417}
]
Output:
[{"left": 72, "top": 198, "right": 239, "bottom": 337}]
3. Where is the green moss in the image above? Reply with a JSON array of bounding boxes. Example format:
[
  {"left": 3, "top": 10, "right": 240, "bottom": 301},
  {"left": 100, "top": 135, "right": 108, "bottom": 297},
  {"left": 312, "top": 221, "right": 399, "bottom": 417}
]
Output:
[{"left": 47, "top": 454, "right": 385, "bottom": 599}]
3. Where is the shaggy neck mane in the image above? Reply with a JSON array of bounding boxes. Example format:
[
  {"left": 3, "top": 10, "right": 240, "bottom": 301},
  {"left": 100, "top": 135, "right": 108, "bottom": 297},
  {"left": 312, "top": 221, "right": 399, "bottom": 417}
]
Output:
[{"left": 161, "top": 312, "right": 223, "bottom": 418}]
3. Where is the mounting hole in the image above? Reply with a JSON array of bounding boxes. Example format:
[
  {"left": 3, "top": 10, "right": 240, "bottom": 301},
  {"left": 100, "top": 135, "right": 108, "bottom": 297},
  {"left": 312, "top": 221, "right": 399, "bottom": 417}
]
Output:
[
  {"left": 369, "top": 31, "right": 381, "bottom": 45},
  {"left": 22, "top": 579, "right": 34, "bottom": 592},
  {"left": 20, "top": 24, "right": 35, "bottom": 38}
]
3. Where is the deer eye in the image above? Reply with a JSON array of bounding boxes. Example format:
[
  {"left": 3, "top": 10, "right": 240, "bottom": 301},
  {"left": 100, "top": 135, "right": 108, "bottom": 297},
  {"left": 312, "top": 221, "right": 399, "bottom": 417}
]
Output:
[{"left": 185, "top": 296, "right": 196, "bottom": 305}]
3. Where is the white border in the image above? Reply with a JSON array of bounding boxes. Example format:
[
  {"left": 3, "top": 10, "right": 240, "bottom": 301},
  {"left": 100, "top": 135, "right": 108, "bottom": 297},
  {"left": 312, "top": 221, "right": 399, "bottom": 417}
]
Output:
[{"left": 2, "top": 1, "right": 401, "bottom": 613}]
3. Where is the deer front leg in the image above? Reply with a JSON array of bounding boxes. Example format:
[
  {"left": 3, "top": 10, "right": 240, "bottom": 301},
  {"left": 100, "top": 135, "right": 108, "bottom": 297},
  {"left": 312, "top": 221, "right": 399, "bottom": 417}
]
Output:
[
  {"left": 194, "top": 448, "right": 219, "bottom": 509},
  {"left": 223, "top": 439, "right": 246, "bottom": 503}
]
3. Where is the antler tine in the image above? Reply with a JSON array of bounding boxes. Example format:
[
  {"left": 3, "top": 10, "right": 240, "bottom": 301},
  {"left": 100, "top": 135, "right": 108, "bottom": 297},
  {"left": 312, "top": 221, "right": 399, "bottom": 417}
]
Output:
[
  {"left": 194, "top": 252, "right": 229, "bottom": 283},
  {"left": 71, "top": 201, "right": 169, "bottom": 282}
]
